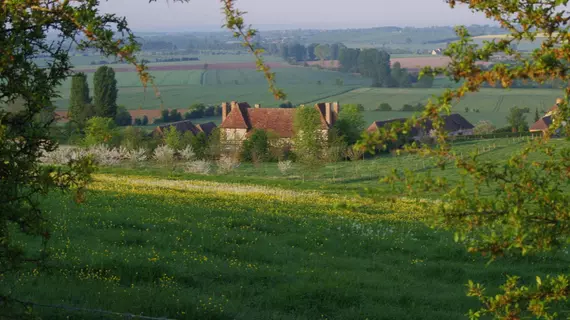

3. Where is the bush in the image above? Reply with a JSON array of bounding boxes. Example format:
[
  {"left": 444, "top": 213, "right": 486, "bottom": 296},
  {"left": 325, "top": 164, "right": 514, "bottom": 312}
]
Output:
[
  {"left": 241, "top": 129, "right": 270, "bottom": 162},
  {"left": 169, "top": 109, "right": 182, "bottom": 122},
  {"left": 163, "top": 126, "right": 182, "bottom": 150},
  {"left": 377, "top": 103, "right": 392, "bottom": 111},
  {"left": 127, "top": 147, "right": 148, "bottom": 163},
  {"left": 153, "top": 145, "right": 175, "bottom": 164},
  {"left": 401, "top": 103, "right": 423, "bottom": 112},
  {"left": 115, "top": 106, "right": 132, "bottom": 126},
  {"left": 160, "top": 109, "right": 169, "bottom": 123},
  {"left": 88, "top": 144, "right": 124, "bottom": 166},
  {"left": 84, "top": 117, "right": 118, "bottom": 147},
  {"left": 279, "top": 101, "right": 294, "bottom": 109},
  {"left": 122, "top": 126, "right": 145, "bottom": 150},
  {"left": 473, "top": 120, "right": 497, "bottom": 135},
  {"left": 217, "top": 154, "right": 240, "bottom": 174},
  {"left": 184, "top": 160, "right": 212, "bottom": 175},
  {"left": 142, "top": 115, "right": 149, "bottom": 125},
  {"left": 134, "top": 118, "right": 142, "bottom": 126},
  {"left": 277, "top": 160, "right": 293, "bottom": 175},
  {"left": 179, "top": 145, "right": 196, "bottom": 161}
]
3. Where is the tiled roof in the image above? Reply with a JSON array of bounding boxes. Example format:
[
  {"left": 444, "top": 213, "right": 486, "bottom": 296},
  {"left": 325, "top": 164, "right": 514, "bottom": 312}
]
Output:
[
  {"left": 530, "top": 116, "right": 553, "bottom": 132},
  {"left": 221, "top": 103, "right": 250, "bottom": 129},
  {"left": 196, "top": 122, "right": 217, "bottom": 135},
  {"left": 155, "top": 120, "right": 200, "bottom": 135},
  {"left": 220, "top": 102, "right": 337, "bottom": 138},
  {"left": 245, "top": 108, "right": 296, "bottom": 138}
]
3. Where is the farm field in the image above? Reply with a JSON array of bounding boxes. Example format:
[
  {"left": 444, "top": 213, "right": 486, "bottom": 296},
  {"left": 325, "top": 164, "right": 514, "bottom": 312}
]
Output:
[
  {"left": 325, "top": 87, "right": 562, "bottom": 128},
  {"left": 54, "top": 66, "right": 370, "bottom": 110},
  {"left": 5, "top": 138, "right": 569, "bottom": 319}
]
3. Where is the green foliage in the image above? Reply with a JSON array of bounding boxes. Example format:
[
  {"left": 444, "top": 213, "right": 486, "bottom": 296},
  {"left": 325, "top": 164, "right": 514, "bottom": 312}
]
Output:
[
  {"left": 122, "top": 126, "right": 145, "bottom": 150},
  {"left": 415, "top": 73, "right": 434, "bottom": 88},
  {"left": 507, "top": 106, "right": 529, "bottom": 133},
  {"left": 401, "top": 103, "right": 423, "bottom": 112},
  {"left": 473, "top": 120, "right": 496, "bottom": 135},
  {"left": 68, "top": 73, "right": 93, "bottom": 128},
  {"left": 358, "top": 1, "right": 570, "bottom": 319},
  {"left": 293, "top": 105, "right": 325, "bottom": 167},
  {"left": 84, "top": 117, "right": 118, "bottom": 147},
  {"left": 535, "top": 107, "right": 541, "bottom": 122},
  {"left": 358, "top": 49, "right": 391, "bottom": 87},
  {"left": 93, "top": 66, "right": 118, "bottom": 118},
  {"left": 163, "top": 126, "right": 182, "bottom": 151},
  {"left": 169, "top": 109, "right": 182, "bottom": 122},
  {"left": 241, "top": 129, "right": 270, "bottom": 162},
  {"left": 377, "top": 103, "right": 392, "bottom": 111},
  {"left": 390, "top": 62, "right": 412, "bottom": 88},
  {"left": 191, "top": 132, "right": 209, "bottom": 160},
  {"left": 114, "top": 106, "right": 132, "bottom": 126},
  {"left": 334, "top": 104, "right": 366, "bottom": 145},
  {"left": 279, "top": 101, "right": 294, "bottom": 108},
  {"left": 142, "top": 115, "right": 149, "bottom": 126}
]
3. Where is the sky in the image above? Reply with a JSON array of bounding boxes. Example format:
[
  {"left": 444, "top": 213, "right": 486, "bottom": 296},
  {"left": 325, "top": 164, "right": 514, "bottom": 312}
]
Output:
[{"left": 99, "top": 0, "right": 493, "bottom": 32}]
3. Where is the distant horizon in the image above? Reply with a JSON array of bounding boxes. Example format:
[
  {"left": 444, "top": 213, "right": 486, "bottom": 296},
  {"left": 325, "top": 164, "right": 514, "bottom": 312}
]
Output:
[
  {"left": 100, "top": 0, "right": 495, "bottom": 33},
  {"left": 132, "top": 22, "right": 502, "bottom": 34}
]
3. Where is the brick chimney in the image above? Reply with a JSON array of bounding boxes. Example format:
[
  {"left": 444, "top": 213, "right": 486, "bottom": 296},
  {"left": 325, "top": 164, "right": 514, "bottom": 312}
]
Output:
[
  {"left": 325, "top": 102, "right": 332, "bottom": 126},
  {"left": 254, "top": 104, "right": 261, "bottom": 108},
  {"left": 222, "top": 102, "right": 228, "bottom": 122},
  {"left": 332, "top": 102, "right": 340, "bottom": 125},
  {"left": 230, "top": 101, "right": 238, "bottom": 111}
]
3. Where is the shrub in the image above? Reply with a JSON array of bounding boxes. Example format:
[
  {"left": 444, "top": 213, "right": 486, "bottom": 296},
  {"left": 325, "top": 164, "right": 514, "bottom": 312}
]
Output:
[
  {"left": 277, "top": 160, "right": 293, "bottom": 175},
  {"left": 163, "top": 126, "right": 182, "bottom": 150},
  {"left": 241, "top": 129, "right": 270, "bottom": 162},
  {"left": 184, "top": 160, "right": 212, "bottom": 175},
  {"left": 134, "top": 118, "right": 142, "bottom": 126},
  {"left": 127, "top": 147, "right": 148, "bottom": 163},
  {"left": 279, "top": 101, "right": 294, "bottom": 108},
  {"left": 217, "top": 154, "right": 240, "bottom": 174},
  {"left": 122, "top": 126, "right": 145, "bottom": 150},
  {"left": 179, "top": 145, "right": 196, "bottom": 161},
  {"left": 473, "top": 120, "right": 497, "bottom": 135},
  {"left": 169, "top": 109, "right": 182, "bottom": 122},
  {"left": 88, "top": 144, "right": 123, "bottom": 166},
  {"left": 84, "top": 117, "right": 118, "bottom": 147},
  {"left": 115, "top": 106, "right": 132, "bottom": 126},
  {"left": 142, "top": 115, "right": 149, "bottom": 125},
  {"left": 377, "top": 103, "right": 392, "bottom": 111},
  {"left": 153, "top": 145, "right": 175, "bottom": 165},
  {"left": 160, "top": 109, "right": 169, "bottom": 123}
]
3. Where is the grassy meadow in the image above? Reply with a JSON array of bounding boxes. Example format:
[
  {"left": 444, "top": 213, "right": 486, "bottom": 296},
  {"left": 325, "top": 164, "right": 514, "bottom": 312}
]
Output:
[{"left": 5, "top": 138, "right": 570, "bottom": 319}]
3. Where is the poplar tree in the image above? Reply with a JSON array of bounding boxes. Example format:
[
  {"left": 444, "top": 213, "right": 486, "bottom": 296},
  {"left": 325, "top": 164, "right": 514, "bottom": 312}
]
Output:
[{"left": 93, "top": 66, "right": 118, "bottom": 118}]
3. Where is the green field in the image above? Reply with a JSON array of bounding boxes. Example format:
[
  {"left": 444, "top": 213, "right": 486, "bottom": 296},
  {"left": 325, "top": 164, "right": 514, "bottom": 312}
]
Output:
[
  {"left": 5, "top": 138, "right": 569, "bottom": 319},
  {"left": 55, "top": 67, "right": 370, "bottom": 110},
  {"left": 324, "top": 87, "right": 562, "bottom": 128}
]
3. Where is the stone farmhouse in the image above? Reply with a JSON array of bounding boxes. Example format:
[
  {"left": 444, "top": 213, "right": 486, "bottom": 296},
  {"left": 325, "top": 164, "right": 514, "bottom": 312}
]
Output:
[
  {"left": 219, "top": 101, "right": 340, "bottom": 144},
  {"left": 367, "top": 114, "right": 474, "bottom": 140}
]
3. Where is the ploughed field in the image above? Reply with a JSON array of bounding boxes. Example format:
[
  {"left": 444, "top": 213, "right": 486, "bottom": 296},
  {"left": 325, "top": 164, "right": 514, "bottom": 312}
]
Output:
[{"left": 5, "top": 139, "right": 569, "bottom": 319}]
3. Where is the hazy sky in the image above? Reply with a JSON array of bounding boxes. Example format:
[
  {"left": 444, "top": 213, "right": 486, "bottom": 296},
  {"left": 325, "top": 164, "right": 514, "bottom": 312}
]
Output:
[{"left": 99, "top": 0, "right": 493, "bottom": 31}]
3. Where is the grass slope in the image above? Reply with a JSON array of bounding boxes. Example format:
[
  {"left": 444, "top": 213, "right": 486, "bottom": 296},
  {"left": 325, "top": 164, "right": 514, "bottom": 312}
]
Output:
[{"left": 5, "top": 138, "right": 569, "bottom": 319}]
